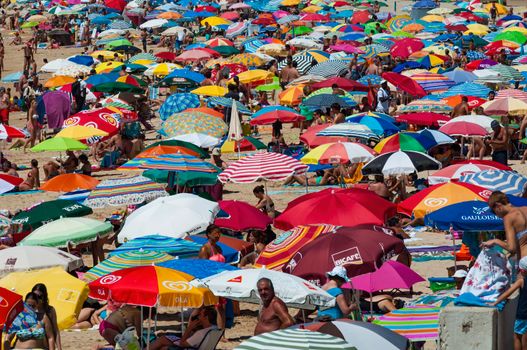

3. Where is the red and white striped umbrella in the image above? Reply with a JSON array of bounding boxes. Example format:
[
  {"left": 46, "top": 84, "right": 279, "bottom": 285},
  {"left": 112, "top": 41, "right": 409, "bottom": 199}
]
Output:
[
  {"left": 496, "top": 89, "right": 527, "bottom": 101},
  {"left": 428, "top": 163, "right": 498, "bottom": 185},
  {"left": 0, "top": 174, "right": 23, "bottom": 194},
  {"left": 218, "top": 152, "right": 308, "bottom": 184},
  {"left": 0, "top": 124, "right": 26, "bottom": 140}
]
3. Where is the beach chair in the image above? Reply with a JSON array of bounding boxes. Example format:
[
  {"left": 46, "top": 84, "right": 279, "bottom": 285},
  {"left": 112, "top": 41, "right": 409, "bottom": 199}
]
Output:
[{"left": 196, "top": 328, "right": 224, "bottom": 350}]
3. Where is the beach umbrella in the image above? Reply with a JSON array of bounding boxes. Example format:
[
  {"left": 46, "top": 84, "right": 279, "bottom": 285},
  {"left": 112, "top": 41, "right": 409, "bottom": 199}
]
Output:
[
  {"left": 160, "top": 111, "right": 227, "bottom": 138},
  {"left": 250, "top": 107, "right": 304, "bottom": 125},
  {"left": 109, "top": 235, "right": 201, "bottom": 258},
  {"left": 88, "top": 266, "right": 217, "bottom": 307},
  {"left": 382, "top": 72, "right": 426, "bottom": 97},
  {"left": 443, "top": 68, "right": 477, "bottom": 84},
  {"left": 159, "top": 93, "right": 200, "bottom": 120},
  {"left": 373, "top": 133, "right": 429, "bottom": 154},
  {"left": 221, "top": 136, "right": 266, "bottom": 154},
  {"left": 83, "top": 175, "right": 168, "bottom": 208},
  {"left": 187, "top": 234, "right": 253, "bottom": 264},
  {"left": 159, "top": 259, "right": 238, "bottom": 280},
  {"left": 398, "top": 100, "right": 452, "bottom": 114},
  {"left": 56, "top": 125, "right": 108, "bottom": 140},
  {"left": 362, "top": 151, "right": 441, "bottom": 176},
  {"left": 117, "top": 194, "right": 219, "bottom": 243},
  {"left": 175, "top": 49, "right": 214, "bottom": 62},
  {"left": 138, "top": 153, "right": 219, "bottom": 174},
  {"left": 277, "top": 55, "right": 314, "bottom": 75},
  {"left": 301, "top": 142, "right": 375, "bottom": 165},
  {"left": 300, "top": 124, "right": 348, "bottom": 148},
  {"left": 0, "top": 246, "right": 83, "bottom": 275},
  {"left": 425, "top": 200, "right": 503, "bottom": 231},
  {"left": 237, "top": 329, "right": 354, "bottom": 350},
  {"left": 390, "top": 38, "right": 424, "bottom": 58},
  {"left": 444, "top": 114, "right": 495, "bottom": 132},
  {"left": 143, "top": 140, "right": 209, "bottom": 158},
  {"left": 19, "top": 217, "right": 112, "bottom": 248},
  {"left": 30, "top": 137, "right": 88, "bottom": 152},
  {"left": 283, "top": 226, "right": 404, "bottom": 285},
  {"left": 453, "top": 159, "right": 512, "bottom": 171},
  {"left": 482, "top": 97, "right": 527, "bottom": 116},
  {"left": 316, "top": 123, "right": 379, "bottom": 141},
  {"left": 0, "top": 175, "right": 22, "bottom": 195},
  {"left": 465, "top": 59, "right": 497, "bottom": 71},
  {"left": 44, "top": 75, "right": 76, "bottom": 88},
  {"left": 429, "top": 163, "right": 498, "bottom": 185},
  {"left": 488, "top": 64, "right": 524, "bottom": 81},
  {"left": 83, "top": 250, "right": 173, "bottom": 282},
  {"left": 441, "top": 95, "right": 486, "bottom": 110},
  {"left": 0, "top": 124, "right": 26, "bottom": 139},
  {"left": 0, "top": 287, "right": 23, "bottom": 334},
  {"left": 218, "top": 152, "right": 308, "bottom": 184},
  {"left": 459, "top": 170, "right": 527, "bottom": 196},
  {"left": 40, "top": 174, "right": 99, "bottom": 192},
  {"left": 214, "top": 200, "right": 272, "bottom": 231},
  {"left": 162, "top": 68, "right": 205, "bottom": 84},
  {"left": 411, "top": 72, "right": 455, "bottom": 92},
  {"left": 200, "top": 269, "right": 335, "bottom": 310},
  {"left": 345, "top": 116, "right": 399, "bottom": 136},
  {"left": 308, "top": 60, "right": 349, "bottom": 78},
  {"left": 398, "top": 182, "right": 491, "bottom": 218},
  {"left": 306, "top": 319, "right": 409, "bottom": 350},
  {"left": 373, "top": 306, "right": 440, "bottom": 342},
  {"left": 439, "top": 121, "right": 488, "bottom": 137},
  {"left": 170, "top": 133, "right": 220, "bottom": 148},
  {"left": 396, "top": 112, "right": 450, "bottom": 127},
  {"left": 495, "top": 89, "right": 527, "bottom": 101},
  {"left": 232, "top": 69, "right": 273, "bottom": 85},
  {"left": 0, "top": 267, "right": 88, "bottom": 330},
  {"left": 274, "top": 188, "right": 396, "bottom": 230},
  {"left": 63, "top": 108, "right": 121, "bottom": 138},
  {"left": 278, "top": 85, "right": 305, "bottom": 105},
  {"left": 1, "top": 72, "right": 23, "bottom": 83},
  {"left": 11, "top": 199, "right": 92, "bottom": 231},
  {"left": 311, "top": 77, "right": 367, "bottom": 92},
  {"left": 190, "top": 85, "right": 227, "bottom": 97}
]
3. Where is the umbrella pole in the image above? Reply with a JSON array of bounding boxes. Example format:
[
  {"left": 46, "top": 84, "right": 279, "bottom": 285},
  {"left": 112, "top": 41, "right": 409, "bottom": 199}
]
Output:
[
  {"left": 176, "top": 172, "right": 179, "bottom": 194},
  {"left": 146, "top": 307, "right": 152, "bottom": 350},
  {"left": 305, "top": 169, "right": 308, "bottom": 194},
  {"left": 140, "top": 306, "right": 143, "bottom": 348},
  {"left": 181, "top": 307, "right": 185, "bottom": 334},
  {"left": 369, "top": 291, "right": 373, "bottom": 322}
]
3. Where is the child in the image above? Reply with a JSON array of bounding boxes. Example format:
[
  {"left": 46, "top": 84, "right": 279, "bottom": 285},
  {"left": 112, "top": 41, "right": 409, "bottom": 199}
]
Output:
[{"left": 492, "top": 256, "right": 527, "bottom": 350}]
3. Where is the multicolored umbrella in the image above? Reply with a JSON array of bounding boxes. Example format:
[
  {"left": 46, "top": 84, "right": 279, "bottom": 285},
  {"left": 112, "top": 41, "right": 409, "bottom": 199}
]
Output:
[
  {"left": 345, "top": 116, "right": 400, "bottom": 136},
  {"left": 83, "top": 176, "right": 168, "bottom": 209},
  {"left": 250, "top": 106, "right": 305, "bottom": 125},
  {"left": 159, "top": 93, "right": 200, "bottom": 120},
  {"left": 429, "top": 163, "right": 499, "bottom": 185},
  {"left": 439, "top": 121, "right": 488, "bottom": 137},
  {"left": 481, "top": 97, "right": 527, "bottom": 116},
  {"left": 373, "top": 306, "right": 440, "bottom": 341},
  {"left": 109, "top": 235, "right": 201, "bottom": 258},
  {"left": 425, "top": 200, "right": 503, "bottom": 232},
  {"left": 459, "top": 170, "right": 527, "bottom": 196},
  {"left": 382, "top": 72, "right": 427, "bottom": 97},
  {"left": 316, "top": 123, "right": 379, "bottom": 141},
  {"left": 160, "top": 111, "right": 228, "bottom": 138},
  {"left": 301, "top": 142, "right": 375, "bottom": 165},
  {"left": 218, "top": 152, "right": 308, "bottom": 184},
  {"left": 236, "top": 329, "right": 354, "bottom": 350},
  {"left": 63, "top": 108, "right": 121, "bottom": 139},
  {"left": 220, "top": 136, "right": 266, "bottom": 153},
  {"left": 138, "top": 153, "right": 219, "bottom": 173},
  {"left": 411, "top": 72, "right": 456, "bottom": 92},
  {"left": 373, "top": 133, "right": 428, "bottom": 154},
  {"left": 362, "top": 151, "right": 441, "bottom": 176},
  {"left": 158, "top": 259, "right": 239, "bottom": 279}
]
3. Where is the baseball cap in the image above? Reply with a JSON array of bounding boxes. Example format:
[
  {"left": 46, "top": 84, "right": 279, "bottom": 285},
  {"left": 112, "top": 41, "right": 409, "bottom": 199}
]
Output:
[
  {"left": 326, "top": 266, "right": 349, "bottom": 282},
  {"left": 453, "top": 269, "right": 468, "bottom": 278},
  {"left": 491, "top": 120, "right": 500, "bottom": 129},
  {"left": 519, "top": 256, "right": 527, "bottom": 271}
]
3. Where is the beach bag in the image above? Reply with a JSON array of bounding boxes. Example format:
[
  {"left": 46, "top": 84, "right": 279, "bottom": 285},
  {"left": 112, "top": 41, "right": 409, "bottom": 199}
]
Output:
[
  {"left": 115, "top": 327, "right": 140, "bottom": 350},
  {"left": 460, "top": 247, "right": 511, "bottom": 302}
]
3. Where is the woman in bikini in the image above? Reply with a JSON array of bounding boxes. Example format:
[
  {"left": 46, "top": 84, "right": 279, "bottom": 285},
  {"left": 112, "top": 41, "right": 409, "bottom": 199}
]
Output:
[
  {"left": 32, "top": 283, "right": 61, "bottom": 350},
  {"left": 253, "top": 185, "right": 278, "bottom": 218},
  {"left": 98, "top": 305, "right": 142, "bottom": 348},
  {"left": 19, "top": 159, "right": 39, "bottom": 191},
  {"left": 198, "top": 224, "right": 225, "bottom": 262}
]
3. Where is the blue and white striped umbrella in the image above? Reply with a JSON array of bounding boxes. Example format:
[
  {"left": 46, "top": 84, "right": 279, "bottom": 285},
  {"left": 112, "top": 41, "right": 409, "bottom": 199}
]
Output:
[
  {"left": 358, "top": 74, "right": 382, "bottom": 85},
  {"left": 361, "top": 44, "right": 390, "bottom": 58},
  {"left": 466, "top": 50, "right": 487, "bottom": 61},
  {"left": 307, "top": 60, "right": 349, "bottom": 78},
  {"left": 459, "top": 170, "right": 527, "bottom": 196},
  {"left": 243, "top": 39, "right": 265, "bottom": 53},
  {"left": 277, "top": 55, "right": 313, "bottom": 75},
  {"left": 109, "top": 20, "right": 133, "bottom": 30},
  {"left": 159, "top": 93, "right": 200, "bottom": 121},
  {"left": 439, "top": 82, "right": 491, "bottom": 98},
  {"left": 129, "top": 52, "right": 157, "bottom": 63},
  {"left": 316, "top": 122, "right": 380, "bottom": 141},
  {"left": 207, "top": 97, "right": 252, "bottom": 114}
]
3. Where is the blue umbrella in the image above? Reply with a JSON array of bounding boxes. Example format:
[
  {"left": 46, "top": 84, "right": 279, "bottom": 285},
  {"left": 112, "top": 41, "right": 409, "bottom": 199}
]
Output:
[
  {"left": 443, "top": 69, "right": 477, "bottom": 84},
  {"left": 345, "top": 115, "right": 399, "bottom": 136},
  {"left": 341, "top": 32, "right": 366, "bottom": 41},
  {"left": 85, "top": 72, "right": 120, "bottom": 85},
  {"left": 252, "top": 106, "right": 298, "bottom": 118},
  {"left": 158, "top": 259, "right": 239, "bottom": 279},
  {"left": 424, "top": 201, "right": 502, "bottom": 231},
  {"left": 162, "top": 69, "right": 205, "bottom": 84},
  {"left": 416, "top": 129, "right": 455, "bottom": 146},
  {"left": 393, "top": 61, "right": 426, "bottom": 73},
  {"left": 302, "top": 94, "right": 356, "bottom": 110},
  {"left": 109, "top": 20, "right": 132, "bottom": 30},
  {"left": 91, "top": 16, "right": 111, "bottom": 25},
  {"left": 459, "top": 170, "right": 527, "bottom": 196},
  {"left": 501, "top": 15, "right": 523, "bottom": 21},
  {"left": 109, "top": 235, "right": 202, "bottom": 257},
  {"left": 207, "top": 97, "right": 252, "bottom": 114},
  {"left": 1, "top": 71, "right": 22, "bottom": 83},
  {"left": 358, "top": 74, "right": 382, "bottom": 85},
  {"left": 186, "top": 236, "right": 240, "bottom": 264},
  {"left": 433, "top": 33, "right": 459, "bottom": 43},
  {"left": 159, "top": 93, "right": 200, "bottom": 120},
  {"left": 439, "top": 82, "right": 490, "bottom": 98},
  {"left": 68, "top": 55, "right": 95, "bottom": 66}
]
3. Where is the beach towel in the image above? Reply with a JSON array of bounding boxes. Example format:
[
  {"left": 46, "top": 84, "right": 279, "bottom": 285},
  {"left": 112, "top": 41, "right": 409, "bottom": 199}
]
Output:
[
  {"left": 460, "top": 247, "right": 511, "bottom": 302},
  {"left": 454, "top": 292, "right": 505, "bottom": 311}
]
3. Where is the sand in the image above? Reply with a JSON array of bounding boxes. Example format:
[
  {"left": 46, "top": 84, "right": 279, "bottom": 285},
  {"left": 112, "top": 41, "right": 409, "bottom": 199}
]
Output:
[{"left": 0, "top": 16, "right": 525, "bottom": 350}]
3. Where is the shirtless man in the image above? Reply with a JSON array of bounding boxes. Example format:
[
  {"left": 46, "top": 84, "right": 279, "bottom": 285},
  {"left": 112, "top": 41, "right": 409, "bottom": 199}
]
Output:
[
  {"left": 483, "top": 191, "right": 527, "bottom": 260},
  {"left": 450, "top": 96, "right": 469, "bottom": 118},
  {"left": 254, "top": 278, "right": 294, "bottom": 335},
  {"left": 368, "top": 175, "right": 391, "bottom": 200},
  {"left": 486, "top": 120, "right": 508, "bottom": 166}
]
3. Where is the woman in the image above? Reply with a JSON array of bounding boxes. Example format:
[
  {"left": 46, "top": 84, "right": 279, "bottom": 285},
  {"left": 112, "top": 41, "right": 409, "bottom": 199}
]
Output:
[
  {"left": 32, "top": 283, "right": 61, "bottom": 350},
  {"left": 317, "top": 266, "right": 357, "bottom": 320},
  {"left": 253, "top": 185, "right": 278, "bottom": 218},
  {"left": 4, "top": 292, "right": 55, "bottom": 350},
  {"left": 23, "top": 97, "right": 39, "bottom": 152},
  {"left": 98, "top": 304, "right": 143, "bottom": 348},
  {"left": 19, "top": 159, "right": 40, "bottom": 191},
  {"left": 198, "top": 224, "right": 225, "bottom": 262},
  {"left": 239, "top": 231, "right": 266, "bottom": 267}
]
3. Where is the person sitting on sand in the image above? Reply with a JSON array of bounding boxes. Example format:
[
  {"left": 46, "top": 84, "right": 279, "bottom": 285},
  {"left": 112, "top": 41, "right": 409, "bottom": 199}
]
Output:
[
  {"left": 43, "top": 160, "right": 60, "bottom": 180},
  {"left": 77, "top": 154, "right": 92, "bottom": 176},
  {"left": 9, "top": 31, "right": 21, "bottom": 45},
  {"left": 61, "top": 150, "right": 79, "bottom": 173},
  {"left": 283, "top": 170, "right": 337, "bottom": 186},
  {"left": 19, "top": 159, "right": 40, "bottom": 191},
  {"left": 254, "top": 278, "right": 294, "bottom": 335},
  {"left": 72, "top": 300, "right": 119, "bottom": 330},
  {"left": 253, "top": 185, "right": 279, "bottom": 218},
  {"left": 97, "top": 304, "right": 143, "bottom": 349}
]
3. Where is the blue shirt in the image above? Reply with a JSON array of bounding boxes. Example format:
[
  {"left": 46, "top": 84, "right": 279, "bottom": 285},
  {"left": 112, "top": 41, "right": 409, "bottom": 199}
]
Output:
[{"left": 317, "top": 287, "right": 344, "bottom": 320}]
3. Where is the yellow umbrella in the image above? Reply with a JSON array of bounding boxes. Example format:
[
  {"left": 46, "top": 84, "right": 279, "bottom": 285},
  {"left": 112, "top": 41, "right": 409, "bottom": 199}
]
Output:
[
  {"left": 302, "top": 5, "right": 322, "bottom": 12},
  {"left": 201, "top": 16, "right": 231, "bottom": 26},
  {"left": 257, "top": 43, "right": 287, "bottom": 56},
  {"left": 422, "top": 44, "right": 452, "bottom": 55},
  {"left": 465, "top": 23, "right": 489, "bottom": 35},
  {"left": 44, "top": 75, "right": 76, "bottom": 88},
  {"left": 191, "top": 85, "right": 228, "bottom": 96},
  {"left": 95, "top": 61, "right": 124, "bottom": 73},
  {"left": 151, "top": 63, "right": 179, "bottom": 76},
  {"left": 90, "top": 50, "right": 123, "bottom": 61},
  {"left": 0, "top": 267, "right": 89, "bottom": 330},
  {"left": 57, "top": 126, "right": 109, "bottom": 140},
  {"left": 134, "top": 58, "right": 155, "bottom": 65},
  {"left": 279, "top": 84, "right": 305, "bottom": 105},
  {"left": 386, "top": 15, "right": 412, "bottom": 31},
  {"left": 230, "top": 53, "right": 265, "bottom": 67},
  {"left": 421, "top": 14, "right": 444, "bottom": 22},
  {"left": 484, "top": 2, "right": 507, "bottom": 15},
  {"left": 503, "top": 27, "right": 527, "bottom": 35},
  {"left": 229, "top": 69, "right": 273, "bottom": 84},
  {"left": 281, "top": 0, "right": 300, "bottom": 5}
]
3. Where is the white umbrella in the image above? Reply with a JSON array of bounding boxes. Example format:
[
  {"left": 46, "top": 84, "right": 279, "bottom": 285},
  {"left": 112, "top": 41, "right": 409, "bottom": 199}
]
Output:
[
  {"left": 198, "top": 268, "right": 335, "bottom": 310},
  {"left": 169, "top": 133, "right": 220, "bottom": 148},
  {"left": 117, "top": 193, "right": 219, "bottom": 243},
  {"left": 161, "top": 26, "right": 186, "bottom": 36},
  {"left": 287, "top": 37, "right": 323, "bottom": 50},
  {"left": 98, "top": 29, "right": 125, "bottom": 37},
  {"left": 0, "top": 246, "right": 83, "bottom": 276},
  {"left": 443, "top": 114, "right": 496, "bottom": 132},
  {"left": 40, "top": 59, "right": 79, "bottom": 73},
  {"left": 140, "top": 18, "right": 168, "bottom": 29},
  {"left": 0, "top": 178, "right": 14, "bottom": 195}
]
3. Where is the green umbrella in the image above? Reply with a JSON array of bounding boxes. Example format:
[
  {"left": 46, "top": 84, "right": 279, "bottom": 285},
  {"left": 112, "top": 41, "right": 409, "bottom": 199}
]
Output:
[
  {"left": 364, "top": 21, "right": 386, "bottom": 34},
  {"left": 493, "top": 31, "right": 527, "bottom": 45},
  {"left": 212, "top": 45, "right": 240, "bottom": 56},
  {"left": 391, "top": 30, "right": 414, "bottom": 38},
  {"left": 19, "top": 217, "right": 112, "bottom": 248},
  {"left": 143, "top": 169, "right": 219, "bottom": 186},
  {"left": 31, "top": 137, "right": 88, "bottom": 152},
  {"left": 91, "top": 82, "right": 144, "bottom": 93},
  {"left": 289, "top": 26, "right": 313, "bottom": 36},
  {"left": 255, "top": 77, "right": 281, "bottom": 92},
  {"left": 11, "top": 199, "right": 93, "bottom": 231},
  {"left": 146, "top": 140, "right": 209, "bottom": 158},
  {"left": 21, "top": 21, "right": 39, "bottom": 28},
  {"left": 105, "top": 39, "right": 133, "bottom": 50}
]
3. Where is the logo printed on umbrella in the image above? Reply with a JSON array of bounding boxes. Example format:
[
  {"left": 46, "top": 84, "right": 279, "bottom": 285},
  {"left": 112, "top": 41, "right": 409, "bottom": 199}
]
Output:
[
  {"left": 331, "top": 247, "right": 363, "bottom": 266},
  {"left": 227, "top": 276, "right": 243, "bottom": 283},
  {"left": 162, "top": 280, "right": 193, "bottom": 291},
  {"left": 100, "top": 275, "right": 122, "bottom": 285},
  {"left": 423, "top": 197, "right": 448, "bottom": 207},
  {"left": 0, "top": 297, "right": 9, "bottom": 308},
  {"left": 302, "top": 282, "right": 317, "bottom": 291},
  {"left": 479, "top": 190, "right": 492, "bottom": 199}
]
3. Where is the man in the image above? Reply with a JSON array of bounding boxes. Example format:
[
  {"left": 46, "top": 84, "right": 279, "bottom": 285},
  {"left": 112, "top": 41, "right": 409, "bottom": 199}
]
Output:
[
  {"left": 254, "top": 278, "right": 294, "bottom": 335},
  {"left": 279, "top": 61, "right": 299, "bottom": 89},
  {"left": 451, "top": 96, "right": 469, "bottom": 118},
  {"left": 483, "top": 191, "right": 527, "bottom": 260},
  {"left": 141, "top": 28, "right": 147, "bottom": 52},
  {"left": 486, "top": 119, "right": 508, "bottom": 165},
  {"left": 22, "top": 41, "right": 33, "bottom": 73},
  {"left": 375, "top": 80, "right": 390, "bottom": 114},
  {"left": 488, "top": 91, "right": 496, "bottom": 101}
]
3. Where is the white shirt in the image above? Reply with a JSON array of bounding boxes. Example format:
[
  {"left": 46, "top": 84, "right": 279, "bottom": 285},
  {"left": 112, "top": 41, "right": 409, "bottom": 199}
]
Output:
[{"left": 376, "top": 87, "right": 389, "bottom": 113}]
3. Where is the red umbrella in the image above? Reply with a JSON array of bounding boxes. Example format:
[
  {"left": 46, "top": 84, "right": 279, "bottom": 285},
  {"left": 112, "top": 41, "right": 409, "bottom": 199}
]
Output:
[
  {"left": 0, "top": 287, "right": 23, "bottom": 332},
  {"left": 382, "top": 72, "right": 427, "bottom": 98},
  {"left": 300, "top": 123, "right": 348, "bottom": 148},
  {"left": 390, "top": 38, "right": 424, "bottom": 59},
  {"left": 210, "top": 63, "right": 247, "bottom": 81},
  {"left": 439, "top": 121, "right": 488, "bottom": 136},
  {"left": 105, "top": 0, "right": 125, "bottom": 11},
  {"left": 249, "top": 110, "right": 305, "bottom": 125},
  {"left": 195, "top": 48, "right": 221, "bottom": 57},
  {"left": 465, "top": 59, "right": 498, "bottom": 70},
  {"left": 63, "top": 107, "right": 121, "bottom": 139},
  {"left": 274, "top": 188, "right": 396, "bottom": 230},
  {"left": 0, "top": 174, "right": 24, "bottom": 187},
  {"left": 395, "top": 112, "right": 450, "bottom": 127},
  {"left": 221, "top": 11, "right": 240, "bottom": 21},
  {"left": 283, "top": 226, "right": 405, "bottom": 285},
  {"left": 351, "top": 10, "right": 371, "bottom": 24},
  {"left": 312, "top": 77, "right": 368, "bottom": 92},
  {"left": 0, "top": 124, "right": 26, "bottom": 139},
  {"left": 452, "top": 159, "right": 512, "bottom": 171},
  {"left": 300, "top": 13, "right": 330, "bottom": 22},
  {"left": 155, "top": 51, "right": 177, "bottom": 61},
  {"left": 214, "top": 200, "right": 272, "bottom": 231},
  {"left": 446, "top": 24, "right": 468, "bottom": 31},
  {"left": 458, "top": 12, "right": 484, "bottom": 22},
  {"left": 175, "top": 49, "right": 214, "bottom": 62},
  {"left": 330, "top": 44, "right": 365, "bottom": 54},
  {"left": 252, "top": 16, "right": 276, "bottom": 25},
  {"left": 196, "top": 5, "right": 217, "bottom": 12}
]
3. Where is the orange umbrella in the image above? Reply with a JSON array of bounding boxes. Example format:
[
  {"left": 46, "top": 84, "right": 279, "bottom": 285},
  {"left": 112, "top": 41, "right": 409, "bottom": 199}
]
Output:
[
  {"left": 402, "top": 23, "right": 425, "bottom": 33},
  {"left": 279, "top": 85, "right": 305, "bottom": 105},
  {"left": 44, "top": 76, "right": 76, "bottom": 88},
  {"left": 40, "top": 174, "right": 99, "bottom": 192},
  {"left": 185, "top": 107, "right": 224, "bottom": 119},
  {"left": 135, "top": 145, "right": 203, "bottom": 158},
  {"left": 157, "top": 11, "right": 182, "bottom": 19}
]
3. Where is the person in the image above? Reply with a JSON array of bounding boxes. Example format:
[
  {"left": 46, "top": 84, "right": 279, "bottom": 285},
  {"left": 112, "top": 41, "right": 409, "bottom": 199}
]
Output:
[
  {"left": 375, "top": 80, "right": 390, "bottom": 114},
  {"left": 23, "top": 96, "right": 39, "bottom": 152},
  {"left": 4, "top": 292, "right": 55, "bottom": 350},
  {"left": 491, "top": 256, "right": 527, "bottom": 350},
  {"left": 211, "top": 148, "right": 227, "bottom": 169},
  {"left": 149, "top": 306, "right": 218, "bottom": 350},
  {"left": 141, "top": 28, "right": 147, "bottom": 52},
  {"left": 198, "top": 224, "right": 225, "bottom": 262},
  {"left": 453, "top": 269, "right": 468, "bottom": 290},
  {"left": 482, "top": 191, "right": 527, "bottom": 259},
  {"left": 61, "top": 150, "right": 79, "bottom": 173},
  {"left": 283, "top": 171, "right": 337, "bottom": 186},
  {"left": 254, "top": 278, "right": 294, "bottom": 335},
  {"left": 0, "top": 88, "right": 9, "bottom": 125},
  {"left": 451, "top": 96, "right": 469, "bottom": 118},
  {"left": 279, "top": 60, "right": 299, "bottom": 89},
  {"left": 253, "top": 185, "right": 278, "bottom": 218},
  {"left": 486, "top": 120, "right": 508, "bottom": 166},
  {"left": 368, "top": 175, "right": 391, "bottom": 200},
  {"left": 19, "top": 159, "right": 40, "bottom": 191},
  {"left": 317, "top": 266, "right": 357, "bottom": 320},
  {"left": 31, "top": 284, "right": 61, "bottom": 350},
  {"left": 78, "top": 154, "right": 92, "bottom": 176},
  {"left": 97, "top": 304, "right": 143, "bottom": 348},
  {"left": 490, "top": 2, "right": 498, "bottom": 25},
  {"left": 239, "top": 231, "right": 266, "bottom": 267},
  {"left": 22, "top": 41, "right": 33, "bottom": 72},
  {"left": 330, "top": 103, "right": 345, "bottom": 124}
]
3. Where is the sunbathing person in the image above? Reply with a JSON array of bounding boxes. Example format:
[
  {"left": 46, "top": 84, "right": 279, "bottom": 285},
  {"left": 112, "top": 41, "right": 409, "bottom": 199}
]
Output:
[
  {"left": 283, "top": 170, "right": 337, "bottom": 186},
  {"left": 43, "top": 160, "right": 60, "bottom": 180},
  {"left": 19, "top": 159, "right": 39, "bottom": 191},
  {"left": 359, "top": 292, "right": 399, "bottom": 314}
]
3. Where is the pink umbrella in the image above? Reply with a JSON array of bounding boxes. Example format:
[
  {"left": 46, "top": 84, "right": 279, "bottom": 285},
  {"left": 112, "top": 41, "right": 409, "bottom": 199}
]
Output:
[
  {"left": 330, "top": 44, "right": 365, "bottom": 54},
  {"left": 390, "top": 38, "right": 424, "bottom": 59},
  {"left": 496, "top": 89, "right": 527, "bottom": 101},
  {"left": 230, "top": 2, "right": 251, "bottom": 9},
  {"left": 300, "top": 13, "right": 330, "bottom": 22},
  {"left": 214, "top": 200, "right": 272, "bottom": 231},
  {"left": 221, "top": 11, "right": 240, "bottom": 21},
  {"left": 439, "top": 121, "right": 488, "bottom": 136},
  {"left": 428, "top": 163, "right": 498, "bottom": 185},
  {"left": 175, "top": 49, "right": 213, "bottom": 62},
  {"left": 272, "top": 10, "right": 290, "bottom": 19}
]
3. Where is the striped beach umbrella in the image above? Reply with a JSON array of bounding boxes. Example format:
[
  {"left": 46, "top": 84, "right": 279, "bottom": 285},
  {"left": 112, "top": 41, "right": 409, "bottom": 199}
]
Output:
[
  {"left": 236, "top": 328, "right": 355, "bottom": 350},
  {"left": 218, "top": 152, "right": 308, "bottom": 184},
  {"left": 496, "top": 89, "right": 527, "bottom": 101},
  {"left": 482, "top": 97, "right": 527, "bottom": 116},
  {"left": 488, "top": 64, "right": 524, "bottom": 81},
  {"left": 316, "top": 123, "right": 379, "bottom": 141},
  {"left": 307, "top": 60, "right": 349, "bottom": 78},
  {"left": 358, "top": 74, "right": 382, "bottom": 85},
  {"left": 83, "top": 250, "right": 173, "bottom": 282},
  {"left": 160, "top": 111, "right": 228, "bottom": 138},
  {"left": 301, "top": 142, "right": 375, "bottom": 164},
  {"left": 410, "top": 72, "right": 456, "bottom": 92},
  {"left": 361, "top": 43, "right": 390, "bottom": 58},
  {"left": 398, "top": 99, "right": 453, "bottom": 113},
  {"left": 440, "top": 82, "right": 490, "bottom": 98},
  {"left": 83, "top": 175, "right": 168, "bottom": 208},
  {"left": 226, "top": 22, "right": 248, "bottom": 38},
  {"left": 362, "top": 151, "right": 441, "bottom": 176},
  {"left": 459, "top": 170, "right": 527, "bottom": 196},
  {"left": 109, "top": 235, "right": 201, "bottom": 257},
  {"left": 277, "top": 54, "right": 313, "bottom": 74},
  {"left": 207, "top": 96, "right": 252, "bottom": 114},
  {"left": 138, "top": 153, "right": 220, "bottom": 173},
  {"left": 159, "top": 93, "right": 200, "bottom": 120},
  {"left": 373, "top": 306, "right": 440, "bottom": 341},
  {"left": 109, "top": 20, "right": 132, "bottom": 30}
]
